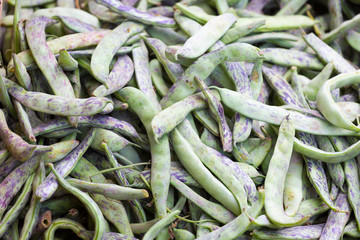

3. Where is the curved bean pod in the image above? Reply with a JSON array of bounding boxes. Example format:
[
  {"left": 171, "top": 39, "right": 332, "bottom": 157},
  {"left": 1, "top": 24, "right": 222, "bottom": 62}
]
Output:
[
  {"left": 0, "top": 109, "right": 51, "bottom": 162},
  {"left": 47, "top": 163, "right": 106, "bottom": 240},
  {"left": 91, "top": 21, "right": 143, "bottom": 88},
  {"left": 13, "top": 53, "right": 32, "bottom": 91},
  {"left": 317, "top": 71, "right": 360, "bottom": 131},
  {"left": 265, "top": 117, "right": 307, "bottom": 226},
  {"left": 25, "top": 17, "right": 76, "bottom": 104},
  {"left": 293, "top": 135, "right": 360, "bottom": 163},
  {"left": 5, "top": 78, "right": 113, "bottom": 116},
  {"left": 176, "top": 13, "right": 237, "bottom": 60},
  {"left": 71, "top": 157, "right": 133, "bottom": 235},
  {"left": 36, "top": 128, "right": 96, "bottom": 202},
  {"left": 91, "top": 55, "right": 134, "bottom": 97}
]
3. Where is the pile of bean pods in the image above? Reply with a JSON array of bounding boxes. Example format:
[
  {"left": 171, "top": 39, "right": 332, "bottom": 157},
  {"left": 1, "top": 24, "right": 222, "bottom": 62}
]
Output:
[{"left": 3, "top": 0, "right": 360, "bottom": 239}]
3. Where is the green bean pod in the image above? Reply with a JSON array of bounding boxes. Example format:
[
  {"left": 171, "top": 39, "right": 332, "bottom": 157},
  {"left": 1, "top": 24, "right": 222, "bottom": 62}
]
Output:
[
  {"left": 47, "top": 163, "right": 106, "bottom": 240},
  {"left": 265, "top": 117, "right": 307, "bottom": 226},
  {"left": 118, "top": 87, "right": 170, "bottom": 218},
  {"left": 317, "top": 71, "right": 360, "bottom": 131},
  {"left": 143, "top": 210, "right": 180, "bottom": 240},
  {"left": 170, "top": 177, "right": 235, "bottom": 224},
  {"left": 19, "top": 162, "right": 45, "bottom": 240},
  {"left": 196, "top": 188, "right": 265, "bottom": 240},
  {"left": 0, "top": 173, "right": 34, "bottom": 237},
  {"left": 160, "top": 43, "right": 263, "bottom": 108}
]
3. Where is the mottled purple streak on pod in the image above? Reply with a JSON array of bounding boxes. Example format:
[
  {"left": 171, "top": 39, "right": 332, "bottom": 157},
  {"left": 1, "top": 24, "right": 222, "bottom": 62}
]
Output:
[
  {"left": 94, "top": 0, "right": 176, "bottom": 27},
  {"left": 4, "top": 78, "right": 112, "bottom": 116},
  {"left": 253, "top": 223, "right": 325, "bottom": 239},
  {"left": 91, "top": 55, "right": 134, "bottom": 97},
  {"left": 0, "top": 155, "right": 41, "bottom": 218},
  {"left": 32, "top": 115, "right": 141, "bottom": 140},
  {"left": 148, "top": 6, "right": 174, "bottom": 18},
  {"left": 0, "top": 109, "right": 51, "bottom": 162},
  {"left": 36, "top": 129, "right": 96, "bottom": 202},
  {"left": 319, "top": 193, "right": 351, "bottom": 240}
]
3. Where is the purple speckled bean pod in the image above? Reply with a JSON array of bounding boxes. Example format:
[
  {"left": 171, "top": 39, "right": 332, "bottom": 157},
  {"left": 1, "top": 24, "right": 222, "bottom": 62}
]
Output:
[
  {"left": 36, "top": 128, "right": 96, "bottom": 202},
  {"left": 160, "top": 43, "right": 263, "bottom": 108},
  {"left": 320, "top": 193, "right": 351, "bottom": 240},
  {"left": 210, "top": 41, "right": 253, "bottom": 145},
  {"left": 94, "top": 0, "right": 176, "bottom": 27},
  {"left": 195, "top": 75, "right": 233, "bottom": 152},
  {"left": 90, "top": 55, "right": 134, "bottom": 97},
  {"left": 91, "top": 21, "right": 143, "bottom": 88},
  {"left": 303, "top": 33, "right": 356, "bottom": 74},
  {"left": 262, "top": 48, "right": 324, "bottom": 70},
  {"left": 32, "top": 115, "right": 141, "bottom": 140},
  {"left": 262, "top": 64, "right": 338, "bottom": 212},
  {"left": 330, "top": 136, "right": 360, "bottom": 231},
  {"left": 4, "top": 78, "right": 113, "bottom": 117},
  {"left": 7, "top": 30, "right": 111, "bottom": 73},
  {"left": 0, "top": 109, "right": 51, "bottom": 162},
  {"left": 0, "top": 154, "right": 41, "bottom": 219},
  {"left": 148, "top": 6, "right": 174, "bottom": 17},
  {"left": 25, "top": 17, "right": 77, "bottom": 125},
  {"left": 253, "top": 223, "right": 325, "bottom": 239},
  {"left": 132, "top": 40, "right": 161, "bottom": 111},
  {"left": 142, "top": 37, "right": 183, "bottom": 83},
  {"left": 53, "top": 16, "right": 98, "bottom": 33},
  {"left": 0, "top": 157, "right": 21, "bottom": 183},
  {"left": 151, "top": 92, "right": 207, "bottom": 142}
]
